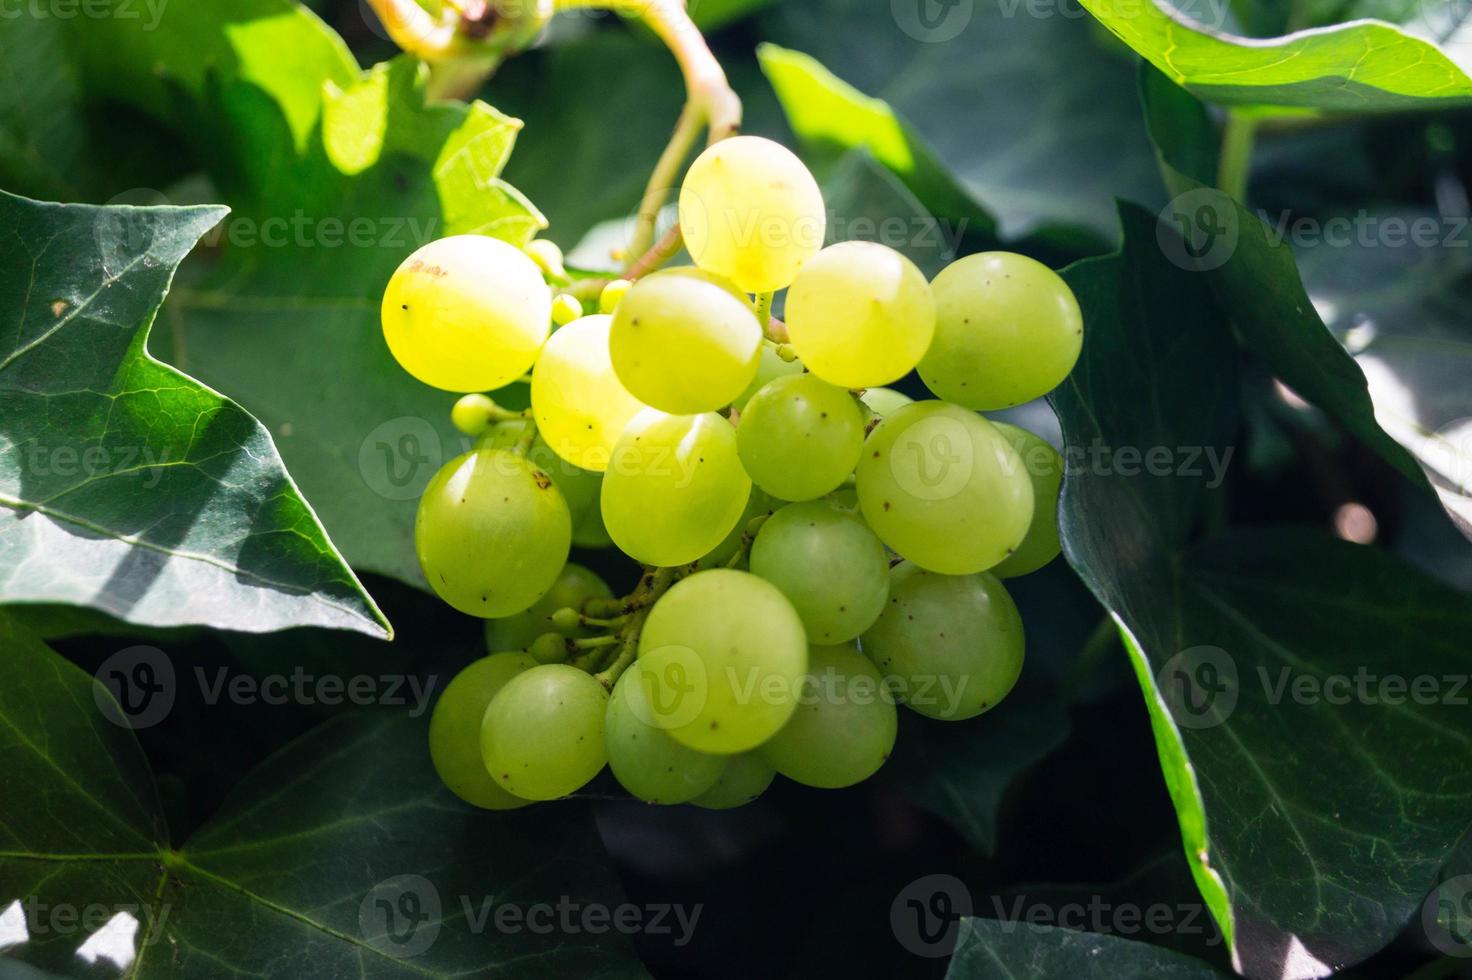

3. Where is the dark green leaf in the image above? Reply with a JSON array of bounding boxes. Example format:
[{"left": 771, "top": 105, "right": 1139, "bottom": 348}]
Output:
[
  {"left": 0, "top": 192, "right": 388, "bottom": 637},
  {"left": 1079, "top": 0, "right": 1472, "bottom": 111},
  {"left": 1140, "top": 65, "right": 1467, "bottom": 537},
  {"left": 760, "top": 0, "right": 1160, "bottom": 242},
  {"left": 0, "top": 616, "right": 646, "bottom": 977},
  {"left": 1053, "top": 202, "right": 1472, "bottom": 976},
  {"left": 945, "top": 917, "right": 1228, "bottom": 978}
]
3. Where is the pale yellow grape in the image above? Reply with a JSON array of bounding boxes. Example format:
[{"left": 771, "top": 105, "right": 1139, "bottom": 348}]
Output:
[
  {"left": 679, "top": 135, "right": 826, "bottom": 292},
  {"left": 601, "top": 410, "right": 752, "bottom": 566},
  {"left": 428, "top": 653, "right": 536, "bottom": 809},
  {"left": 989, "top": 422, "right": 1064, "bottom": 577},
  {"left": 635, "top": 569, "right": 808, "bottom": 754},
  {"left": 381, "top": 235, "right": 551, "bottom": 392},
  {"left": 855, "top": 401, "right": 1032, "bottom": 574},
  {"left": 609, "top": 268, "right": 762, "bottom": 414},
  {"left": 784, "top": 241, "right": 936, "bottom": 387},
  {"left": 531, "top": 314, "right": 649, "bottom": 472},
  {"left": 919, "top": 251, "right": 1083, "bottom": 409},
  {"left": 415, "top": 448, "right": 570, "bottom": 617}
]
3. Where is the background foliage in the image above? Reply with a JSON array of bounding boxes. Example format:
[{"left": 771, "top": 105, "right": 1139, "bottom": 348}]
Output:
[{"left": 2, "top": 0, "right": 1472, "bottom": 977}]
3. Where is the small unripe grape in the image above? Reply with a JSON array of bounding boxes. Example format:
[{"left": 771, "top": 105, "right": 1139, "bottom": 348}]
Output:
[
  {"left": 523, "top": 239, "right": 566, "bottom": 279},
  {"left": 450, "top": 393, "right": 498, "bottom": 436},
  {"left": 599, "top": 278, "right": 633, "bottom": 313},
  {"left": 679, "top": 135, "right": 826, "bottom": 292},
  {"left": 551, "top": 294, "right": 584, "bottom": 326},
  {"left": 784, "top": 241, "right": 935, "bottom": 388},
  {"left": 381, "top": 235, "right": 551, "bottom": 392},
  {"left": 529, "top": 631, "right": 568, "bottom": 664},
  {"left": 919, "top": 251, "right": 1083, "bottom": 409}
]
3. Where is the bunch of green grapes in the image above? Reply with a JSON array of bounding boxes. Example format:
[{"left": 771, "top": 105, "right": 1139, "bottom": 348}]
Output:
[{"left": 384, "top": 133, "right": 1081, "bottom": 808}]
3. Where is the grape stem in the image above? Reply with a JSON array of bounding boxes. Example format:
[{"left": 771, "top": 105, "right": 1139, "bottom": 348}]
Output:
[
  {"left": 511, "top": 418, "right": 540, "bottom": 456},
  {"left": 587, "top": 565, "right": 682, "bottom": 688},
  {"left": 551, "top": 0, "right": 742, "bottom": 273},
  {"left": 753, "top": 291, "right": 774, "bottom": 327}
]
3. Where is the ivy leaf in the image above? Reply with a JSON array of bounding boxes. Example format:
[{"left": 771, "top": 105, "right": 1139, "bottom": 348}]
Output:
[
  {"left": 1139, "top": 64, "right": 1470, "bottom": 539},
  {"left": 0, "top": 614, "right": 646, "bottom": 977},
  {"left": 756, "top": 44, "right": 995, "bottom": 241},
  {"left": 1053, "top": 202, "right": 1472, "bottom": 977},
  {"left": 759, "top": 0, "right": 1160, "bottom": 242},
  {"left": 1078, "top": 0, "right": 1472, "bottom": 112},
  {"left": 945, "top": 918, "right": 1228, "bottom": 978},
  {"left": 0, "top": 191, "right": 388, "bottom": 637},
  {"left": 1, "top": 3, "right": 546, "bottom": 590}
]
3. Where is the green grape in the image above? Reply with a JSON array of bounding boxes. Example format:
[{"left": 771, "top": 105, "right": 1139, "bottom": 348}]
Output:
[
  {"left": 599, "top": 278, "right": 632, "bottom": 314},
  {"left": 485, "top": 562, "right": 613, "bottom": 652},
  {"left": 855, "top": 401, "right": 1032, "bottom": 574},
  {"left": 919, "top": 251, "right": 1083, "bottom": 409},
  {"left": 451, "top": 393, "right": 498, "bottom": 436},
  {"left": 635, "top": 569, "right": 808, "bottom": 754},
  {"left": 749, "top": 500, "right": 889, "bottom": 643},
  {"left": 482, "top": 664, "right": 609, "bottom": 800},
  {"left": 989, "top": 422, "right": 1063, "bottom": 577},
  {"left": 861, "top": 562, "right": 1024, "bottom": 720},
  {"left": 381, "top": 235, "right": 551, "bottom": 392},
  {"left": 428, "top": 653, "right": 537, "bottom": 809},
  {"left": 696, "top": 487, "right": 775, "bottom": 570},
  {"left": 737, "top": 373, "right": 865, "bottom": 501},
  {"left": 678, "top": 135, "right": 826, "bottom": 293},
  {"left": 690, "top": 753, "right": 776, "bottom": 809},
  {"left": 480, "top": 421, "right": 610, "bottom": 549},
  {"left": 529, "top": 632, "right": 569, "bottom": 664},
  {"left": 859, "top": 387, "right": 913, "bottom": 418},
  {"left": 531, "top": 314, "right": 649, "bottom": 472},
  {"left": 609, "top": 268, "right": 762, "bottom": 414},
  {"left": 605, "top": 672, "right": 727, "bottom": 804},
  {"left": 551, "top": 294, "right": 583, "bottom": 326},
  {"left": 784, "top": 241, "right": 936, "bottom": 388},
  {"left": 602, "top": 410, "right": 752, "bottom": 566},
  {"left": 416, "top": 448, "right": 570, "bottom": 617},
  {"left": 734, "top": 344, "right": 804, "bottom": 410},
  {"left": 759, "top": 644, "right": 896, "bottom": 789}
]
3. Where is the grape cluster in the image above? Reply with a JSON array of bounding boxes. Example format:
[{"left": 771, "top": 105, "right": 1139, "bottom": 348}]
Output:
[{"left": 381, "top": 135, "right": 1082, "bottom": 809}]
